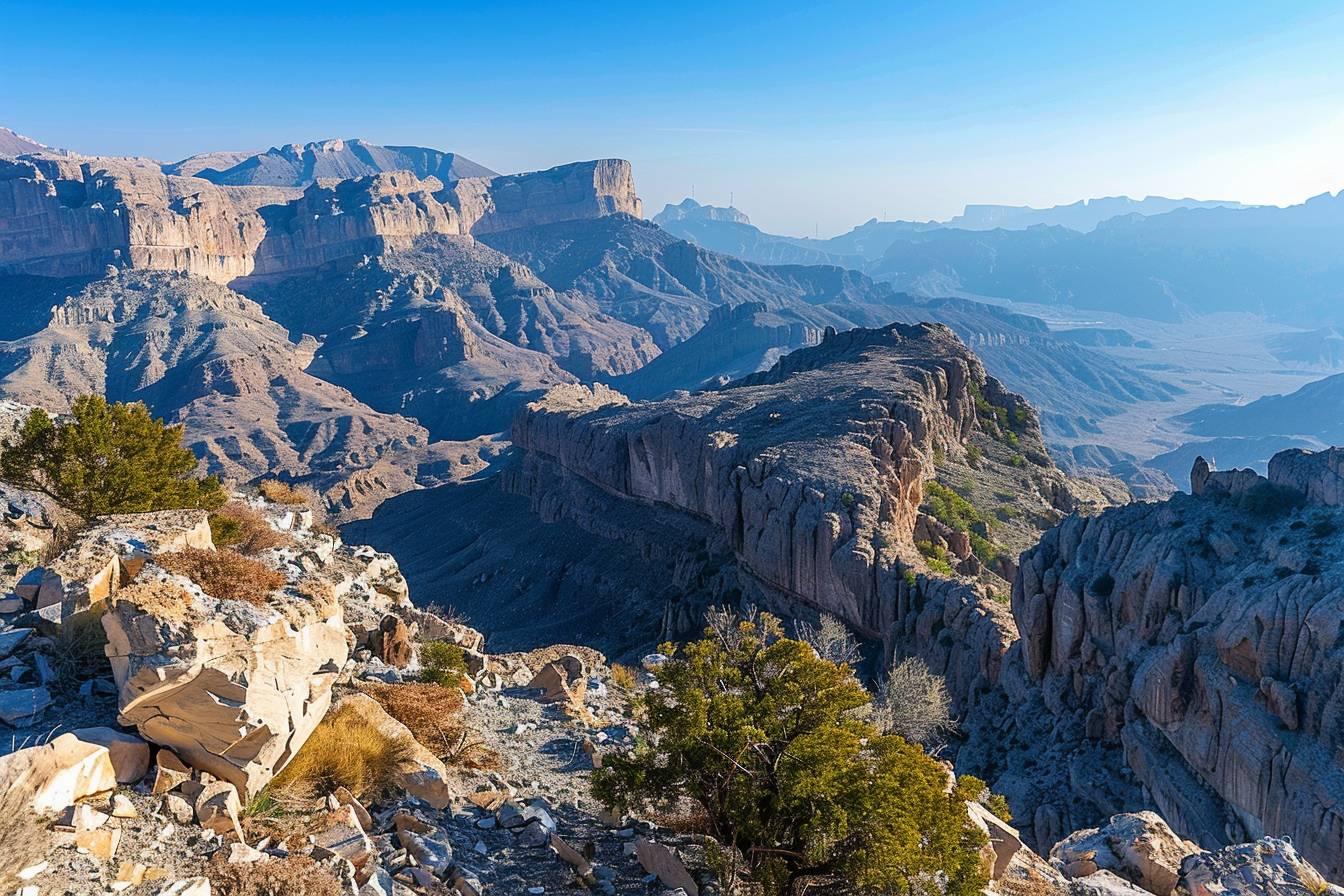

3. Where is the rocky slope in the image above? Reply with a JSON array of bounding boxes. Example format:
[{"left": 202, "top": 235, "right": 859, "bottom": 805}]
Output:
[
  {"left": 356, "top": 322, "right": 1103, "bottom": 690},
  {"left": 1004, "top": 448, "right": 1344, "bottom": 879},
  {"left": 0, "top": 270, "right": 484, "bottom": 517}
]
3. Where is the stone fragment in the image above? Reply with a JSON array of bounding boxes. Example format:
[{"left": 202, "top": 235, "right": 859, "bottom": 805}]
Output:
[
  {"left": 75, "top": 826, "right": 122, "bottom": 860},
  {"left": 71, "top": 727, "right": 151, "bottom": 783},
  {"left": 110, "top": 793, "right": 138, "bottom": 818},
  {"left": 635, "top": 838, "right": 699, "bottom": 896},
  {"left": 0, "top": 731, "right": 118, "bottom": 814},
  {"left": 161, "top": 792, "right": 194, "bottom": 824},
  {"left": 152, "top": 749, "right": 192, "bottom": 794},
  {"left": 0, "top": 626, "right": 33, "bottom": 658},
  {"left": 0, "top": 685, "right": 51, "bottom": 725},
  {"left": 193, "top": 781, "right": 244, "bottom": 839}
]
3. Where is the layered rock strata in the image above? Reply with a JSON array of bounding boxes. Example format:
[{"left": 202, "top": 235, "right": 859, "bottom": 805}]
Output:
[
  {"left": 1011, "top": 449, "right": 1344, "bottom": 878},
  {"left": 0, "top": 155, "right": 639, "bottom": 283}
]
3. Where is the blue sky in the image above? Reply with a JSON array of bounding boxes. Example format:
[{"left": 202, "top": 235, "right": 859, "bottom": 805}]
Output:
[{"left": 3, "top": 0, "right": 1342, "bottom": 235}]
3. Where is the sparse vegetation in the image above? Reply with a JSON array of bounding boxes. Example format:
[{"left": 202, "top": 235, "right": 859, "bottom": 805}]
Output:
[
  {"left": 956, "top": 774, "right": 1013, "bottom": 823},
  {"left": 965, "top": 443, "right": 983, "bottom": 467},
  {"left": 840, "top": 490, "right": 856, "bottom": 508},
  {"left": 796, "top": 612, "right": 862, "bottom": 667},
  {"left": 0, "top": 396, "right": 224, "bottom": 520},
  {"left": 209, "top": 502, "right": 287, "bottom": 555},
  {"left": 875, "top": 656, "right": 956, "bottom": 750},
  {"left": 1239, "top": 481, "right": 1305, "bottom": 518},
  {"left": 49, "top": 607, "right": 111, "bottom": 696},
  {"left": 360, "top": 680, "right": 496, "bottom": 769},
  {"left": 258, "top": 479, "right": 308, "bottom": 505},
  {"left": 609, "top": 663, "right": 638, "bottom": 693},
  {"left": 206, "top": 852, "right": 342, "bottom": 896},
  {"left": 594, "top": 611, "right": 988, "bottom": 896},
  {"left": 269, "top": 701, "right": 413, "bottom": 803},
  {"left": 157, "top": 547, "right": 287, "bottom": 605},
  {"left": 923, "top": 481, "right": 1006, "bottom": 567},
  {"left": 419, "top": 640, "right": 469, "bottom": 687}
]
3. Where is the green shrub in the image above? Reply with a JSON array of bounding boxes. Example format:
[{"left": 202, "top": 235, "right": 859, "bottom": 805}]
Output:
[
  {"left": 419, "top": 640, "right": 468, "bottom": 686},
  {"left": 965, "top": 443, "right": 983, "bottom": 467},
  {"left": 593, "top": 612, "right": 988, "bottom": 896},
  {"left": 0, "top": 396, "right": 223, "bottom": 520}
]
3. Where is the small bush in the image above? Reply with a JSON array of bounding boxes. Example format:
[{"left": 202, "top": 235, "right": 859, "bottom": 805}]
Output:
[
  {"left": 609, "top": 663, "right": 638, "bottom": 692},
  {"left": 1239, "top": 481, "right": 1305, "bottom": 518},
  {"left": 965, "top": 443, "right": 983, "bottom": 467},
  {"left": 157, "top": 547, "right": 287, "bottom": 605},
  {"left": 361, "top": 681, "right": 495, "bottom": 769},
  {"left": 259, "top": 479, "right": 308, "bottom": 505},
  {"left": 840, "top": 491, "right": 856, "bottom": 508},
  {"left": 206, "top": 853, "right": 342, "bottom": 896},
  {"left": 1009, "top": 453, "right": 1027, "bottom": 467},
  {"left": 875, "top": 656, "right": 955, "bottom": 749},
  {"left": 1310, "top": 517, "right": 1338, "bottom": 539},
  {"left": 50, "top": 607, "right": 110, "bottom": 696},
  {"left": 209, "top": 502, "right": 287, "bottom": 555},
  {"left": 270, "top": 702, "right": 412, "bottom": 803},
  {"left": 956, "top": 775, "right": 1013, "bottom": 823},
  {"left": 0, "top": 396, "right": 223, "bottom": 520},
  {"left": 419, "top": 640, "right": 468, "bottom": 686}
]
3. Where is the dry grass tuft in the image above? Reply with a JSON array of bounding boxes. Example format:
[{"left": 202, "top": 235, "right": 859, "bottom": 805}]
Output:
[
  {"left": 609, "top": 663, "right": 638, "bottom": 693},
  {"left": 269, "top": 702, "right": 413, "bottom": 804},
  {"left": 157, "top": 547, "right": 287, "bottom": 606},
  {"left": 361, "top": 681, "right": 498, "bottom": 770},
  {"left": 209, "top": 502, "right": 288, "bottom": 555},
  {"left": 206, "top": 852, "right": 342, "bottom": 896},
  {"left": 258, "top": 479, "right": 308, "bottom": 505}
]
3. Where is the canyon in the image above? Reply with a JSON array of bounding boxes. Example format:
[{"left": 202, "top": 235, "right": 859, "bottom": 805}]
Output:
[{"left": 1, "top": 127, "right": 1342, "bottom": 890}]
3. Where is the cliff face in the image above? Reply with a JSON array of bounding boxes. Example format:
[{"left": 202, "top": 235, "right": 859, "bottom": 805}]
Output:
[
  {"left": 447, "top": 159, "right": 641, "bottom": 235},
  {"left": 0, "top": 156, "right": 640, "bottom": 284},
  {"left": 507, "top": 323, "right": 1084, "bottom": 709},
  {"left": 1011, "top": 450, "right": 1344, "bottom": 879}
]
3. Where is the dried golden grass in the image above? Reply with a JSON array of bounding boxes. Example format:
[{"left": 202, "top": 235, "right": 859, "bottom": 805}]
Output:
[
  {"left": 609, "top": 663, "right": 638, "bottom": 693},
  {"left": 258, "top": 479, "right": 307, "bottom": 505},
  {"left": 205, "top": 852, "right": 342, "bottom": 896},
  {"left": 269, "top": 702, "right": 413, "bottom": 804},
  {"left": 360, "top": 681, "right": 498, "bottom": 770},
  {"left": 209, "top": 502, "right": 288, "bottom": 555},
  {"left": 157, "top": 547, "right": 287, "bottom": 606}
]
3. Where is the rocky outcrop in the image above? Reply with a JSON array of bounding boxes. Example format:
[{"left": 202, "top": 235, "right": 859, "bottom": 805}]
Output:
[
  {"left": 0, "top": 156, "right": 641, "bottom": 284},
  {"left": 445, "top": 160, "right": 641, "bottom": 235},
  {"left": 507, "top": 323, "right": 1086, "bottom": 707},
  {"left": 1178, "top": 837, "right": 1344, "bottom": 896},
  {"left": 1009, "top": 449, "right": 1344, "bottom": 878},
  {"left": 1051, "top": 812, "right": 1198, "bottom": 895}
]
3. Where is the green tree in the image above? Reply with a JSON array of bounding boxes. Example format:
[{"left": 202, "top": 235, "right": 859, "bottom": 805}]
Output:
[
  {"left": 0, "top": 396, "right": 223, "bottom": 520},
  {"left": 593, "top": 611, "right": 987, "bottom": 896}
]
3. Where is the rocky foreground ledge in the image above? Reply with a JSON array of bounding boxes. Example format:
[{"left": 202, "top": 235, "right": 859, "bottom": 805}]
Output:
[{"left": 1, "top": 477, "right": 1341, "bottom": 894}]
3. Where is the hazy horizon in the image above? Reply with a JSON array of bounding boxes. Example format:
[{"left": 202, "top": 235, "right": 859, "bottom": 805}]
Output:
[{"left": 4, "top": 0, "right": 1343, "bottom": 235}]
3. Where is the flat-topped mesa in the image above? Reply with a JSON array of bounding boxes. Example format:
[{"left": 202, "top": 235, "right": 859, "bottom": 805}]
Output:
[
  {"left": 444, "top": 159, "right": 641, "bottom": 234},
  {"left": 1009, "top": 444, "right": 1344, "bottom": 879},
  {"left": 0, "top": 156, "right": 641, "bottom": 283},
  {"left": 512, "top": 321, "right": 1081, "bottom": 712}
]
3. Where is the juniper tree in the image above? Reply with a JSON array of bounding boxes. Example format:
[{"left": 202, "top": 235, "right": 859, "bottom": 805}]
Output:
[
  {"left": 0, "top": 396, "right": 223, "bottom": 520},
  {"left": 593, "top": 611, "right": 987, "bottom": 896}
]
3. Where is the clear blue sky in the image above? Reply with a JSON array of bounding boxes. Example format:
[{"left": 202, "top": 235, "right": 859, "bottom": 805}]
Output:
[{"left": 3, "top": 0, "right": 1342, "bottom": 236}]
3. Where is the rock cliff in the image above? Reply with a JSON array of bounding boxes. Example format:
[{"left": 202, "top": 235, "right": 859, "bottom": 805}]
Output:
[
  {"left": 1008, "top": 449, "right": 1344, "bottom": 878},
  {"left": 363, "top": 322, "right": 1095, "bottom": 701},
  {"left": 0, "top": 155, "right": 641, "bottom": 284},
  {"left": 176, "top": 137, "right": 497, "bottom": 187}
]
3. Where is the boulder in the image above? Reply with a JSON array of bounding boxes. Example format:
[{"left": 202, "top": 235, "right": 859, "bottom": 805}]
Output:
[
  {"left": 194, "top": 781, "right": 243, "bottom": 839},
  {"left": 0, "top": 731, "right": 117, "bottom": 814},
  {"left": 1178, "top": 837, "right": 1344, "bottom": 896},
  {"left": 1051, "top": 812, "right": 1198, "bottom": 896},
  {"left": 35, "top": 510, "right": 212, "bottom": 626},
  {"left": 0, "top": 686, "right": 51, "bottom": 726},
  {"left": 102, "top": 575, "right": 348, "bottom": 798},
  {"left": 967, "top": 800, "right": 1023, "bottom": 880}
]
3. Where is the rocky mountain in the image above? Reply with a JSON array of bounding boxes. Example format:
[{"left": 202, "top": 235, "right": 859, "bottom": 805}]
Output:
[
  {"left": 353, "top": 322, "right": 1101, "bottom": 679},
  {"left": 946, "top": 196, "right": 1245, "bottom": 232},
  {"left": 0, "top": 154, "right": 639, "bottom": 284},
  {"left": 870, "top": 191, "right": 1344, "bottom": 323},
  {"left": 1177, "top": 370, "right": 1344, "bottom": 446},
  {"left": 652, "top": 198, "right": 864, "bottom": 267},
  {"left": 0, "top": 270, "right": 487, "bottom": 517},
  {"left": 0, "top": 127, "right": 50, "bottom": 157},
  {"left": 171, "top": 137, "right": 497, "bottom": 186}
]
